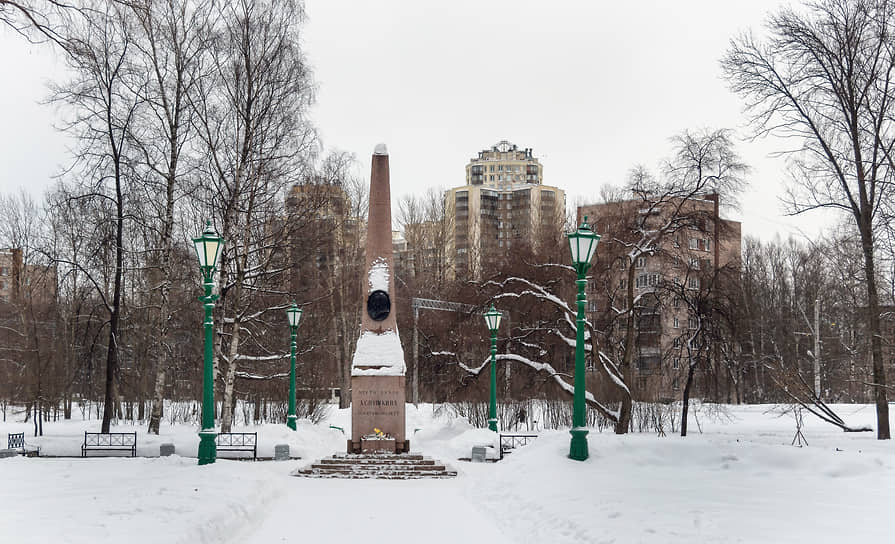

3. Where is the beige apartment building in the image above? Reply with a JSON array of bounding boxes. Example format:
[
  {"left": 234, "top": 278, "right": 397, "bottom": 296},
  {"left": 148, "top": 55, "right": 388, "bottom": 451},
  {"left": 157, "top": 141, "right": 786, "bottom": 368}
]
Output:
[
  {"left": 447, "top": 141, "right": 566, "bottom": 279},
  {"left": 578, "top": 194, "right": 742, "bottom": 402}
]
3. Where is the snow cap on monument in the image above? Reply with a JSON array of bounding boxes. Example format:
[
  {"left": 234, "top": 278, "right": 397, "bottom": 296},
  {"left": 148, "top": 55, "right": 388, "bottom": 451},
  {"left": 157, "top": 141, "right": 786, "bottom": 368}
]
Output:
[{"left": 373, "top": 143, "right": 388, "bottom": 155}]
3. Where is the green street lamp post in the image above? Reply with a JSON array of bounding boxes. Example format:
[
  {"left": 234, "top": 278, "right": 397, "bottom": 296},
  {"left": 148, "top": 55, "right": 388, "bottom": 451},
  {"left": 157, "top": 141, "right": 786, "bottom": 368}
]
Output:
[
  {"left": 484, "top": 304, "right": 502, "bottom": 432},
  {"left": 567, "top": 216, "right": 600, "bottom": 461},
  {"left": 193, "top": 221, "right": 224, "bottom": 466},
  {"left": 286, "top": 302, "right": 303, "bottom": 431}
]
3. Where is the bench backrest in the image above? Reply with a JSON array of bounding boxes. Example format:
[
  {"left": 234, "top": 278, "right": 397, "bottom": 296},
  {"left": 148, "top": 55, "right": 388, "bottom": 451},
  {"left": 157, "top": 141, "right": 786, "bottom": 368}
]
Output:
[
  {"left": 216, "top": 433, "right": 257, "bottom": 447},
  {"left": 8, "top": 433, "right": 24, "bottom": 450},
  {"left": 84, "top": 432, "right": 137, "bottom": 447},
  {"left": 499, "top": 434, "right": 538, "bottom": 450}
]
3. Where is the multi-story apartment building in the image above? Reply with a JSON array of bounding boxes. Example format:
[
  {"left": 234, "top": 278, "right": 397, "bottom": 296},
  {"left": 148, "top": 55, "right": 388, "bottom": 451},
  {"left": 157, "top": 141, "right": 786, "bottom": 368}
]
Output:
[
  {"left": 0, "top": 248, "right": 56, "bottom": 305},
  {"left": 578, "top": 194, "right": 742, "bottom": 402},
  {"left": 447, "top": 141, "right": 566, "bottom": 279},
  {"left": 286, "top": 180, "right": 360, "bottom": 291},
  {"left": 0, "top": 248, "right": 22, "bottom": 302},
  {"left": 466, "top": 140, "right": 543, "bottom": 186},
  {"left": 285, "top": 179, "right": 364, "bottom": 403}
]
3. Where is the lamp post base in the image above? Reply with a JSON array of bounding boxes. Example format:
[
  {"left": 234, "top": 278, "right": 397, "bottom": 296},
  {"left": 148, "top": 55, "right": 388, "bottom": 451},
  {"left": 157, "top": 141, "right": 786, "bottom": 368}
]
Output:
[
  {"left": 569, "top": 428, "right": 589, "bottom": 461},
  {"left": 488, "top": 418, "right": 499, "bottom": 432},
  {"left": 198, "top": 430, "right": 217, "bottom": 465},
  {"left": 286, "top": 415, "right": 297, "bottom": 431}
]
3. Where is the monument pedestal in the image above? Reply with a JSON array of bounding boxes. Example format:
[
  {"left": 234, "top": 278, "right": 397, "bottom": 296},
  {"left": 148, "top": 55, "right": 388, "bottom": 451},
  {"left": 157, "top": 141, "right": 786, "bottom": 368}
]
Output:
[{"left": 349, "top": 375, "right": 407, "bottom": 453}]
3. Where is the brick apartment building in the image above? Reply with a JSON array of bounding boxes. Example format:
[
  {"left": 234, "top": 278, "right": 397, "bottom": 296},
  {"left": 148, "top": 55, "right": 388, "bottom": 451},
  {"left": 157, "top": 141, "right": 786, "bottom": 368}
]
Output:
[{"left": 578, "top": 194, "right": 742, "bottom": 401}]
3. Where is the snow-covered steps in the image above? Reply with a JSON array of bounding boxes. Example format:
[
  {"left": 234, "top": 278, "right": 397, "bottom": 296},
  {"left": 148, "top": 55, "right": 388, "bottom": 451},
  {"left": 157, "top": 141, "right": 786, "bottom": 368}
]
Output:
[{"left": 293, "top": 453, "right": 457, "bottom": 479}]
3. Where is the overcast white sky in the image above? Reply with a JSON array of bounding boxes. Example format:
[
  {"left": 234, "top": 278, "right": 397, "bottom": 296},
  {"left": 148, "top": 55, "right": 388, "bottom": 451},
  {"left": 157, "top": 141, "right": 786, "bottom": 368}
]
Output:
[{"left": 0, "top": 0, "right": 830, "bottom": 241}]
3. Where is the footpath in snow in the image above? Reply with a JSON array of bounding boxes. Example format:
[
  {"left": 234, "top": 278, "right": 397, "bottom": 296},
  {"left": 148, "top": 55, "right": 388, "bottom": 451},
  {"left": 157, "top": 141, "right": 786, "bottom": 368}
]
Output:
[{"left": 1, "top": 403, "right": 894, "bottom": 543}]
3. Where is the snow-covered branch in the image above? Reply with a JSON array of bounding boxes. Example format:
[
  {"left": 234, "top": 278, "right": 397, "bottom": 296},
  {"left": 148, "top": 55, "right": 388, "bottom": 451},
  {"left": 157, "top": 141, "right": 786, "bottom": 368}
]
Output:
[
  {"left": 234, "top": 371, "right": 289, "bottom": 380},
  {"left": 433, "top": 350, "right": 619, "bottom": 422}
]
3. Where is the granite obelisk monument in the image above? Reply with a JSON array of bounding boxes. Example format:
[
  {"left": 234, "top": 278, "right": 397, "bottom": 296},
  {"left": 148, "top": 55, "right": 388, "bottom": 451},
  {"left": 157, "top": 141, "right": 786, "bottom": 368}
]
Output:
[{"left": 349, "top": 144, "right": 408, "bottom": 454}]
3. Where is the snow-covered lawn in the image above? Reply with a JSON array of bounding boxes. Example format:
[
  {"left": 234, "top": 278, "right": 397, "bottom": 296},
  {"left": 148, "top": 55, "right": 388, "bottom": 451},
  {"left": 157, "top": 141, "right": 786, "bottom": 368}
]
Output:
[{"left": 2, "top": 404, "right": 894, "bottom": 543}]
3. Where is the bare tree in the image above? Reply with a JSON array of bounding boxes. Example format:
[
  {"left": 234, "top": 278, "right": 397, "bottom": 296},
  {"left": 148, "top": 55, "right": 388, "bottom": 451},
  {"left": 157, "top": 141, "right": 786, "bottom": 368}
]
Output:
[
  {"left": 121, "top": 0, "right": 213, "bottom": 435},
  {"left": 191, "top": 0, "right": 316, "bottom": 433},
  {"left": 0, "top": 191, "right": 58, "bottom": 435},
  {"left": 723, "top": 0, "right": 895, "bottom": 439},
  {"left": 589, "top": 128, "right": 748, "bottom": 433},
  {"left": 51, "top": 0, "right": 142, "bottom": 432}
]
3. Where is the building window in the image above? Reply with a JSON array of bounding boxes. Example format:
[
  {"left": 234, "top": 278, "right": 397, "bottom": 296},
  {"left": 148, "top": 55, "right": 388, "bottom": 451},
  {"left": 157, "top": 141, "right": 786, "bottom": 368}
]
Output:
[
  {"left": 673, "top": 237, "right": 680, "bottom": 248},
  {"left": 637, "top": 355, "right": 660, "bottom": 372},
  {"left": 673, "top": 316, "right": 679, "bottom": 328},
  {"left": 635, "top": 256, "right": 646, "bottom": 269},
  {"left": 619, "top": 278, "right": 627, "bottom": 290},
  {"left": 0, "top": 267, "right": 7, "bottom": 276},
  {"left": 588, "top": 301, "right": 598, "bottom": 312},
  {"left": 689, "top": 238, "right": 699, "bottom": 250},
  {"left": 672, "top": 358, "right": 680, "bottom": 369},
  {"left": 0, "top": 280, "right": 6, "bottom": 290},
  {"left": 689, "top": 257, "right": 699, "bottom": 270},
  {"left": 672, "top": 256, "right": 681, "bottom": 268},
  {"left": 672, "top": 377, "right": 680, "bottom": 391},
  {"left": 673, "top": 336, "right": 682, "bottom": 348},
  {"left": 673, "top": 297, "right": 681, "bottom": 308},
  {"left": 704, "top": 238, "right": 711, "bottom": 251},
  {"left": 688, "top": 277, "right": 700, "bottom": 289},
  {"left": 688, "top": 317, "right": 698, "bottom": 329},
  {"left": 636, "top": 273, "right": 659, "bottom": 288}
]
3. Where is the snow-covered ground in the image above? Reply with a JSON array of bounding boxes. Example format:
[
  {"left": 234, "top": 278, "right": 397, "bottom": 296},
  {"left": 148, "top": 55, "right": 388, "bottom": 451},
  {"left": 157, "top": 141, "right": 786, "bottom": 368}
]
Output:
[{"left": 2, "top": 403, "right": 894, "bottom": 543}]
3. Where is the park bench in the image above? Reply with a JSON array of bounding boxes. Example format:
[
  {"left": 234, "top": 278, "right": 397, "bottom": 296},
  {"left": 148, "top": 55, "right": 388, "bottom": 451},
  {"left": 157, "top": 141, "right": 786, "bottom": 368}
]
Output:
[
  {"left": 6, "top": 432, "right": 39, "bottom": 456},
  {"left": 8, "top": 432, "right": 25, "bottom": 453},
  {"left": 499, "top": 433, "right": 538, "bottom": 460},
  {"left": 81, "top": 432, "right": 137, "bottom": 457},
  {"left": 215, "top": 432, "right": 257, "bottom": 460}
]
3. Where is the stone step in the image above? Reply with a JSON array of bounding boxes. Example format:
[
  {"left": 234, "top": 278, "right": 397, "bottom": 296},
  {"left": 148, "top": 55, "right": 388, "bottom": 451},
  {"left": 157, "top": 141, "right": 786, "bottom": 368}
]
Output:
[
  {"left": 299, "top": 467, "right": 454, "bottom": 475},
  {"left": 294, "top": 452, "right": 456, "bottom": 479},
  {"left": 295, "top": 471, "right": 458, "bottom": 480},
  {"left": 319, "top": 458, "right": 435, "bottom": 466},
  {"left": 310, "top": 463, "right": 446, "bottom": 472},
  {"left": 332, "top": 453, "right": 426, "bottom": 461}
]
